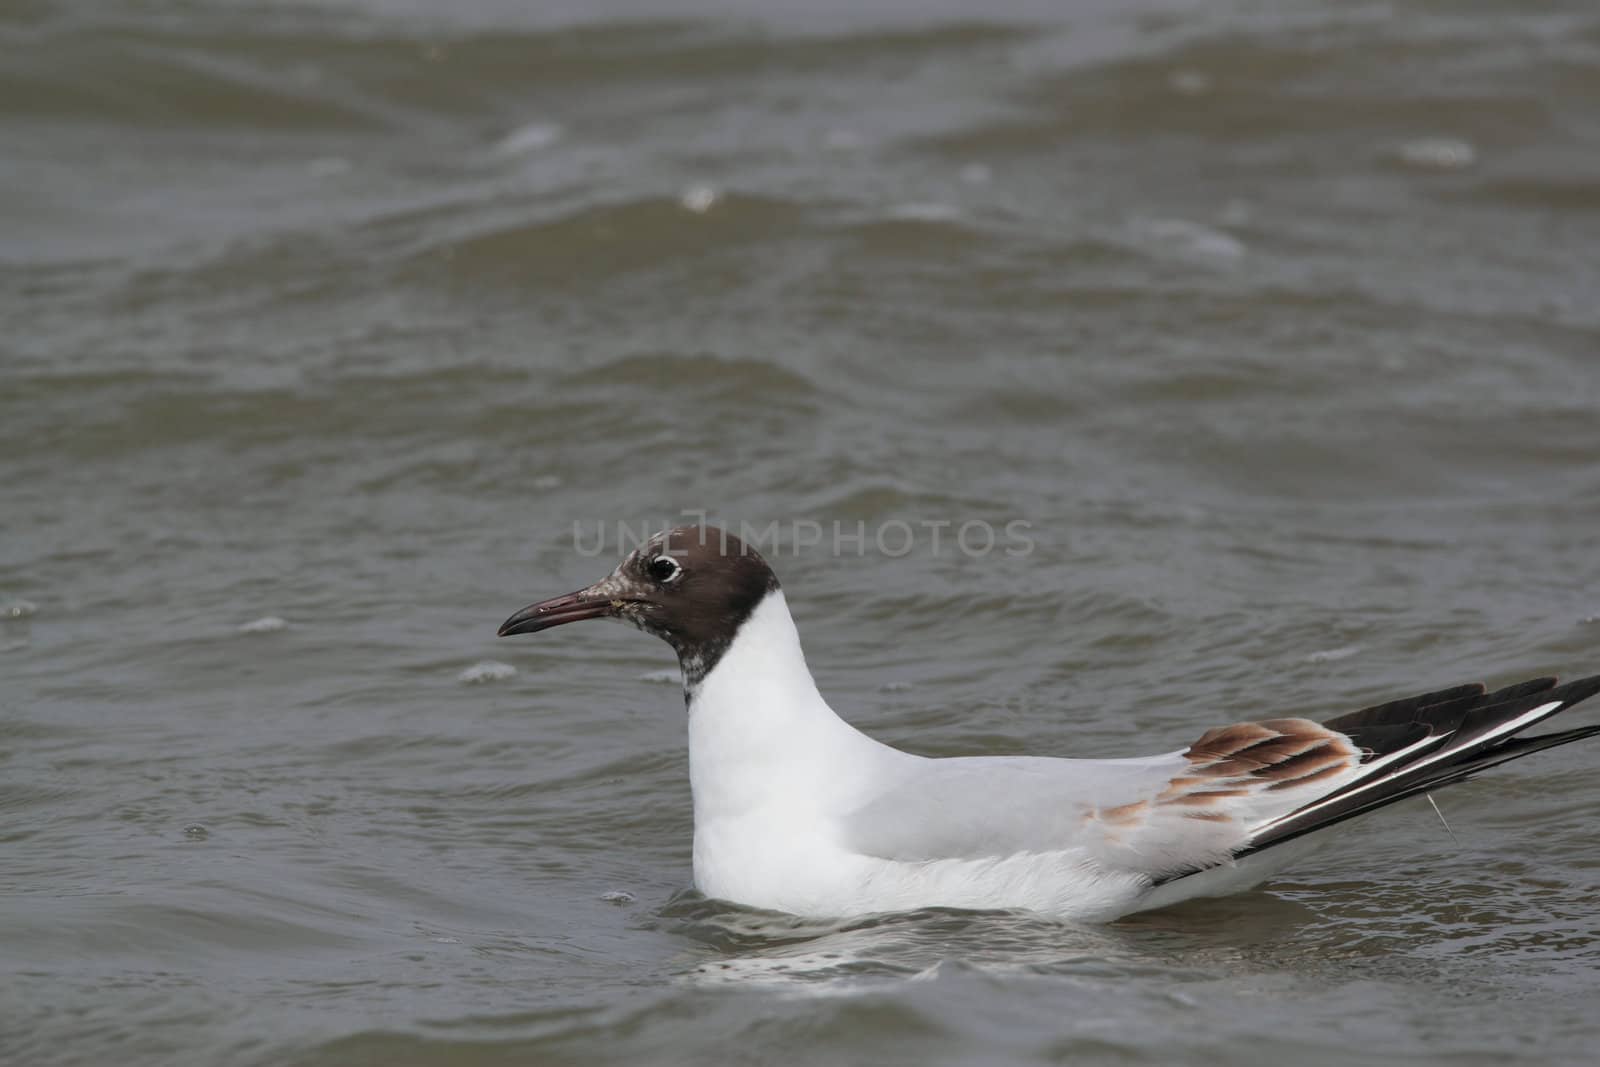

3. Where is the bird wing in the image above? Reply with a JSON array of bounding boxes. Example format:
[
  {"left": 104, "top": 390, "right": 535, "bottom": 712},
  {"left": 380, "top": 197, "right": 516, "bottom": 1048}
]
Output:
[
  {"left": 838, "top": 751, "right": 1190, "bottom": 865},
  {"left": 841, "top": 675, "right": 1600, "bottom": 886}
]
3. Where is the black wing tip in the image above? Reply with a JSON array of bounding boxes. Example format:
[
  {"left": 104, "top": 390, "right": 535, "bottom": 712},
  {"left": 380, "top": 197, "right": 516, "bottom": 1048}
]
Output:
[
  {"left": 1479, "top": 673, "right": 1600, "bottom": 723},
  {"left": 1257, "top": 668, "right": 1600, "bottom": 849},
  {"left": 1322, "top": 681, "right": 1486, "bottom": 735},
  {"left": 1341, "top": 720, "right": 1431, "bottom": 761},
  {"left": 1323, "top": 672, "right": 1600, "bottom": 738},
  {"left": 1152, "top": 671, "right": 1600, "bottom": 889},
  {"left": 1552, "top": 672, "right": 1600, "bottom": 709}
]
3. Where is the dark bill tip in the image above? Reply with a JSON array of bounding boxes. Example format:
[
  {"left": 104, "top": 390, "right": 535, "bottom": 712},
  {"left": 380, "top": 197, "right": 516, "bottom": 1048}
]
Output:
[{"left": 497, "top": 590, "right": 617, "bottom": 637}]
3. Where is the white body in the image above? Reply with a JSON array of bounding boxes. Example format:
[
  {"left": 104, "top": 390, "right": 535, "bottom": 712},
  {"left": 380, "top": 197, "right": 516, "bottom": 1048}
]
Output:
[{"left": 685, "top": 591, "right": 1324, "bottom": 921}]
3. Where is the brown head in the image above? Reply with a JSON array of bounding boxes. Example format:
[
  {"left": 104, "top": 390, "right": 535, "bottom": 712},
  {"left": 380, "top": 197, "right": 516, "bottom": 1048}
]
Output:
[{"left": 497, "top": 525, "right": 780, "bottom": 687}]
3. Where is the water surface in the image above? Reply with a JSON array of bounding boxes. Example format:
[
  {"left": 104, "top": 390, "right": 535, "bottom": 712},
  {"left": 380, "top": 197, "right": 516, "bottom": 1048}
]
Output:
[{"left": 4, "top": 0, "right": 1600, "bottom": 1063}]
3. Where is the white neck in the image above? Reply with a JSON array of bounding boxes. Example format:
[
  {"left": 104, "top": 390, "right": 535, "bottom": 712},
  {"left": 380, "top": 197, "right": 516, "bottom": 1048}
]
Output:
[{"left": 685, "top": 590, "right": 891, "bottom": 822}]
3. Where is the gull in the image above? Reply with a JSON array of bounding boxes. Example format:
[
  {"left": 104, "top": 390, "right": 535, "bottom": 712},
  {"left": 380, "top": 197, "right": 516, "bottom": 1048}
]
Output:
[{"left": 498, "top": 525, "right": 1600, "bottom": 922}]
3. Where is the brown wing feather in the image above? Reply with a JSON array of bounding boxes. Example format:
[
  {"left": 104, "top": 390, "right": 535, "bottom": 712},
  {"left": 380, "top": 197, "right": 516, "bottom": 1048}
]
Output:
[
  {"left": 1091, "top": 718, "right": 1367, "bottom": 831},
  {"left": 1175, "top": 717, "right": 1361, "bottom": 799}
]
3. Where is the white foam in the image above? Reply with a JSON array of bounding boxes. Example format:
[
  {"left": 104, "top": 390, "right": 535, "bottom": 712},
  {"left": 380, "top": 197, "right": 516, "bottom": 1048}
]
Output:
[
  {"left": 600, "top": 890, "right": 637, "bottom": 905},
  {"left": 458, "top": 660, "right": 517, "bottom": 684},
  {"left": 0, "top": 598, "right": 37, "bottom": 619},
  {"left": 1130, "top": 217, "right": 1245, "bottom": 262},
  {"left": 238, "top": 616, "right": 288, "bottom": 634},
  {"left": 680, "top": 184, "right": 720, "bottom": 213},
  {"left": 1305, "top": 645, "right": 1361, "bottom": 664},
  {"left": 640, "top": 669, "right": 679, "bottom": 685},
  {"left": 496, "top": 121, "right": 563, "bottom": 155},
  {"left": 1396, "top": 137, "right": 1476, "bottom": 170}
]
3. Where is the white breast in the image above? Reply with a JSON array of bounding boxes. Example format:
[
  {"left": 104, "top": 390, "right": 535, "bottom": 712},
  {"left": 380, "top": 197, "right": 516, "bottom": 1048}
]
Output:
[
  {"left": 682, "top": 591, "right": 1162, "bottom": 921},
  {"left": 684, "top": 591, "right": 893, "bottom": 907}
]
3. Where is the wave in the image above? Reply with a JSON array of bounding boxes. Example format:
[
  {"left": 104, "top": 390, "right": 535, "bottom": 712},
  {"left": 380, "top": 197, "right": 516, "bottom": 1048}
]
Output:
[{"left": 0, "top": 16, "right": 1031, "bottom": 129}]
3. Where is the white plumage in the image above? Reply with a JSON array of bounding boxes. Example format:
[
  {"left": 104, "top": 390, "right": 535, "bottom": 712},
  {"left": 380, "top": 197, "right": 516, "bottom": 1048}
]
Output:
[
  {"left": 689, "top": 590, "right": 1356, "bottom": 921},
  {"left": 499, "top": 524, "right": 1600, "bottom": 923}
]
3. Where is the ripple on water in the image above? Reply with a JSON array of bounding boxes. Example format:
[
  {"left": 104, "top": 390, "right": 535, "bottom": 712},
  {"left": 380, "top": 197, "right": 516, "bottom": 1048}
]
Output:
[
  {"left": 559, "top": 351, "right": 826, "bottom": 412},
  {"left": 303, "top": 151, "right": 351, "bottom": 177},
  {"left": 237, "top": 616, "right": 288, "bottom": 634},
  {"left": 417, "top": 193, "right": 812, "bottom": 288},
  {"left": 458, "top": 661, "right": 518, "bottom": 684},
  {"left": 1393, "top": 137, "right": 1477, "bottom": 171},
  {"left": 8, "top": 5, "right": 1600, "bottom": 1066},
  {"left": 1123, "top": 217, "right": 1245, "bottom": 265},
  {"left": 495, "top": 121, "right": 563, "bottom": 155},
  {"left": 886, "top": 202, "right": 962, "bottom": 223},
  {"left": 1167, "top": 68, "right": 1212, "bottom": 96}
]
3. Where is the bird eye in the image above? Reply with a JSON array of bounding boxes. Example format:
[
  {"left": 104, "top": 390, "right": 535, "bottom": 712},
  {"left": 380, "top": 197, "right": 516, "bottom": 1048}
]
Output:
[{"left": 647, "top": 556, "right": 681, "bottom": 583}]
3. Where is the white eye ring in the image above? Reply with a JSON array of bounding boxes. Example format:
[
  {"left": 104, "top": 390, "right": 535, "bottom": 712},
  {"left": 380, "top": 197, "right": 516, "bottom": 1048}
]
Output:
[{"left": 647, "top": 555, "right": 683, "bottom": 583}]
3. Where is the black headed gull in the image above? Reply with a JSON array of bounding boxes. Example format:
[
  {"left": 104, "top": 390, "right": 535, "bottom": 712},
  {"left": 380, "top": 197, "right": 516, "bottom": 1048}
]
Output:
[{"left": 498, "top": 525, "right": 1600, "bottom": 921}]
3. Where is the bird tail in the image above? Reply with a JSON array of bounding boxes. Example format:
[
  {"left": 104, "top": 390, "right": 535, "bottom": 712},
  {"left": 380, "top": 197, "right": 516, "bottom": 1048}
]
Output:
[{"left": 1239, "top": 673, "right": 1600, "bottom": 857}]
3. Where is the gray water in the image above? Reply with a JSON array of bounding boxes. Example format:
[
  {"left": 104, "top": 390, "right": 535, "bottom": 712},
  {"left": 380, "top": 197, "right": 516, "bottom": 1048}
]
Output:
[{"left": 5, "top": 0, "right": 1600, "bottom": 1063}]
